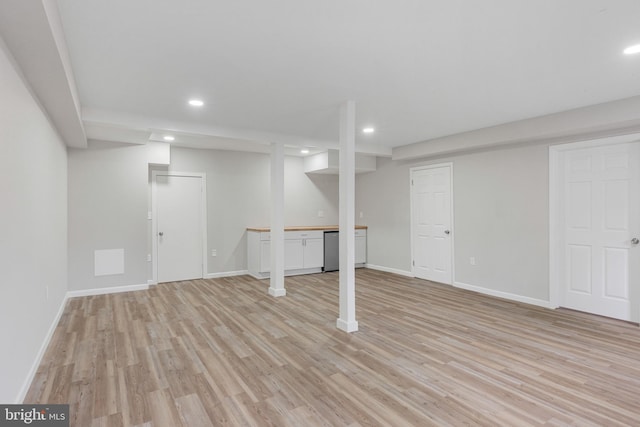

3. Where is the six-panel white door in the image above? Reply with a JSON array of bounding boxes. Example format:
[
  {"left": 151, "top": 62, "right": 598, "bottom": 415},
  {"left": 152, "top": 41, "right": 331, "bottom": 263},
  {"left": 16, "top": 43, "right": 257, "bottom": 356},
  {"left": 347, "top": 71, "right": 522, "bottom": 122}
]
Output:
[
  {"left": 411, "top": 165, "right": 453, "bottom": 284},
  {"left": 156, "top": 174, "right": 204, "bottom": 283},
  {"left": 561, "top": 142, "right": 640, "bottom": 321}
]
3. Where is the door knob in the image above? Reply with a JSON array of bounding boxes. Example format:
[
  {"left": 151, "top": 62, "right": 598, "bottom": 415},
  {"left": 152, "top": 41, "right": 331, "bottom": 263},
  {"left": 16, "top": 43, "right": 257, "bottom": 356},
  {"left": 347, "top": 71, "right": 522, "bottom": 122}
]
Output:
[
  {"left": 632, "top": 237, "right": 639, "bottom": 245},
  {"left": 444, "top": 230, "right": 450, "bottom": 235},
  {"left": 159, "top": 232, "right": 164, "bottom": 237}
]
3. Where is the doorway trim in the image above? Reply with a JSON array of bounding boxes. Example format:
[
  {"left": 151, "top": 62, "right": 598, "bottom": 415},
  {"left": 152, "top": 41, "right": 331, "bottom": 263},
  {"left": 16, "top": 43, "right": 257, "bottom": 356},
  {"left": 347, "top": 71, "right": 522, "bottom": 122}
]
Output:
[
  {"left": 151, "top": 170, "right": 208, "bottom": 285},
  {"left": 409, "top": 162, "right": 455, "bottom": 284},
  {"left": 549, "top": 132, "right": 640, "bottom": 311}
]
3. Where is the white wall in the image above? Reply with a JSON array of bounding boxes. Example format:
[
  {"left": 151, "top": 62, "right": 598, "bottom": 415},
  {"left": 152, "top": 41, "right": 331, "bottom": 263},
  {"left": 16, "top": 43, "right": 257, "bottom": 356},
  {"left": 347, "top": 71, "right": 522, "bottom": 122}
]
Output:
[
  {"left": 0, "top": 38, "right": 68, "bottom": 402},
  {"left": 356, "top": 143, "right": 550, "bottom": 302},
  {"left": 70, "top": 137, "right": 550, "bottom": 305},
  {"left": 168, "top": 147, "right": 339, "bottom": 275},
  {"left": 355, "top": 158, "right": 411, "bottom": 273},
  {"left": 68, "top": 142, "right": 149, "bottom": 290},
  {"left": 68, "top": 144, "right": 339, "bottom": 285},
  {"left": 285, "top": 155, "right": 339, "bottom": 225}
]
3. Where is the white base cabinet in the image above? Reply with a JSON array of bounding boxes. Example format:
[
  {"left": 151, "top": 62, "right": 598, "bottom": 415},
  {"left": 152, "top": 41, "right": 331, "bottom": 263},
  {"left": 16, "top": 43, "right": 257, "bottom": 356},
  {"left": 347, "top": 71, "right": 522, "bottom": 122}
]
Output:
[
  {"left": 355, "top": 229, "right": 367, "bottom": 265},
  {"left": 284, "top": 231, "right": 324, "bottom": 270},
  {"left": 247, "top": 229, "right": 366, "bottom": 279}
]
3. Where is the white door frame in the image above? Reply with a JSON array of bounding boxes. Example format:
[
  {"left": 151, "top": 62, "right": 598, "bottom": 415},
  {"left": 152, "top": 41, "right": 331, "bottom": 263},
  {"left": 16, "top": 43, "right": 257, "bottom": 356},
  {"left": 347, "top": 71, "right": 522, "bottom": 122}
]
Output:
[
  {"left": 410, "top": 162, "right": 455, "bottom": 284},
  {"left": 151, "top": 171, "right": 208, "bottom": 284},
  {"left": 549, "top": 132, "right": 640, "bottom": 311}
]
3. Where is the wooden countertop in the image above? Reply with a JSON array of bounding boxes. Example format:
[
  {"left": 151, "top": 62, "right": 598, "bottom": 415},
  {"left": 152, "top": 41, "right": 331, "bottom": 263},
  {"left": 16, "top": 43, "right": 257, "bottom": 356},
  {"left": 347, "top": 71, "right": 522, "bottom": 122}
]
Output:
[{"left": 247, "top": 225, "right": 367, "bottom": 232}]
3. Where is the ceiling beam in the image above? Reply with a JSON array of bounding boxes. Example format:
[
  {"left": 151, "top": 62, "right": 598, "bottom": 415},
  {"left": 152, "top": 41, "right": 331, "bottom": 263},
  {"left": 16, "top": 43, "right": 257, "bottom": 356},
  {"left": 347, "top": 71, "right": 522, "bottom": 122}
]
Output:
[
  {"left": 0, "top": 0, "right": 86, "bottom": 148},
  {"left": 83, "top": 107, "right": 393, "bottom": 157},
  {"left": 393, "top": 95, "right": 640, "bottom": 160}
]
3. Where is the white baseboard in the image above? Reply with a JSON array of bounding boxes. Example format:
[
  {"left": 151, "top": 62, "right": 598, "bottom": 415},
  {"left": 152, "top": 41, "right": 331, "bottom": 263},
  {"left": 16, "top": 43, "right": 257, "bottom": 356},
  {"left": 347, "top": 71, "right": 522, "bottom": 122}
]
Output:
[
  {"left": 336, "top": 318, "right": 359, "bottom": 333},
  {"left": 268, "top": 287, "right": 286, "bottom": 297},
  {"left": 453, "top": 281, "right": 554, "bottom": 309},
  {"left": 16, "top": 293, "right": 68, "bottom": 403},
  {"left": 205, "top": 270, "right": 249, "bottom": 279},
  {"left": 147, "top": 279, "right": 157, "bottom": 286},
  {"left": 66, "top": 283, "right": 149, "bottom": 298},
  {"left": 365, "top": 263, "right": 413, "bottom": 277}
]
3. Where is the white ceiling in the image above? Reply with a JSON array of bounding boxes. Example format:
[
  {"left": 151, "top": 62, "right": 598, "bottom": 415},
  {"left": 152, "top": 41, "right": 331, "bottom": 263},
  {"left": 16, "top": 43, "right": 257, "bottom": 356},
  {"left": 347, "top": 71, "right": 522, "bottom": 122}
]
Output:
[{"left": 19, "top": 1, "right": 640, "bottom": 153}]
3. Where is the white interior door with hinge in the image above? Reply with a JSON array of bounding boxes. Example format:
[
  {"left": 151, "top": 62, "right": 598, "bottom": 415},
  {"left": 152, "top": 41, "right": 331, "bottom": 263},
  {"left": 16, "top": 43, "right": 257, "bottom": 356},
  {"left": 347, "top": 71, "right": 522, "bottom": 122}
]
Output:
[
  {"left": 557, "top": 140, "right": 640, "bottom": 321},
  {"left": 411, "top": 164, "right": 453, "bottom": 284},
  {"left": 153, "top": 172, "right": 206, "bottom": 283}
]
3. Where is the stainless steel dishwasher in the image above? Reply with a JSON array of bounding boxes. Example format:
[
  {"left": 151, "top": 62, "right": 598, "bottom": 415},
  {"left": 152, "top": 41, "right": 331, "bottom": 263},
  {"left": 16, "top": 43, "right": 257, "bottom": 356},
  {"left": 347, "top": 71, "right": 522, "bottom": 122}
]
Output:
[{"left": 323, "top": 230, "right": 339, "bottom": 272}]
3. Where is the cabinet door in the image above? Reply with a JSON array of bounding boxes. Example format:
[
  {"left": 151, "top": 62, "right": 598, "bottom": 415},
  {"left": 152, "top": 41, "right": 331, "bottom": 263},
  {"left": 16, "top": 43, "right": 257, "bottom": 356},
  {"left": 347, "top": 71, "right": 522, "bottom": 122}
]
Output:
[
  {"left": 284, "top": 239, "right": 304, "bottom": 270},
  {"left": 355, "top": 236, "right": 367, "bottom": 264},
  {"left": 303, "top": 238, "right": 324, "bottom": 268},
  {"left": 259, "top": 241, "right": 271, "bottom": 272}
]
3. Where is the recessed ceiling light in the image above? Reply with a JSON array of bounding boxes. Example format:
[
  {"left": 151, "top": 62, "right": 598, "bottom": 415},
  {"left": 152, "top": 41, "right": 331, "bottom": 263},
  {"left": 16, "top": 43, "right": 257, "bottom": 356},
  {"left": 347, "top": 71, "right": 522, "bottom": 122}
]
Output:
[
  {"left": 188, "top": 99, "right": 204, "bottom": 107},
  {"left": 623, "top": 44, "right": 640, "bottom": 55},
  {"left": 163, "top": 135, "right": 175, "bottom": 141},
  {"left": 362, "top": 127, "right": 375, "bottom": 134},
  {"left": 300, "top": 149, "right": 310, "bottom": 154}
]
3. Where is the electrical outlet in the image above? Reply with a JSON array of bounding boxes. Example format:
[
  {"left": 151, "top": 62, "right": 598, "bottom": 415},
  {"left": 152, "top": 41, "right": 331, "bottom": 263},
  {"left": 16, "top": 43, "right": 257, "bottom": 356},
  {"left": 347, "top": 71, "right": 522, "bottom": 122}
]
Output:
[
  {"left": 359, "top": 211, "right": 364, "bottom": 219},
  {"left": 211, "top": 249, "right": 217, "bottom": 257},
  {"left": 147, "top": 254, "right": 151, "bottom": 262},
  {"left": 318, "top": 210, "right": 324, "bottom": 218},
  {"left": 470, "top": 257, "right": 476, "bottom": 265}
]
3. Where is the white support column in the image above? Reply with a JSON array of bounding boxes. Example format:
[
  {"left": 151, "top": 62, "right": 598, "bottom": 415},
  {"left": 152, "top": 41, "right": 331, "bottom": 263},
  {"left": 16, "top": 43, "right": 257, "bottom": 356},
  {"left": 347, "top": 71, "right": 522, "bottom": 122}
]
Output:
[
  {"left": 269, "top": 142, "right": 286, "bottom": 297},
  {"left": 337, "top": 100, "right": 358, "bottom": 332}
]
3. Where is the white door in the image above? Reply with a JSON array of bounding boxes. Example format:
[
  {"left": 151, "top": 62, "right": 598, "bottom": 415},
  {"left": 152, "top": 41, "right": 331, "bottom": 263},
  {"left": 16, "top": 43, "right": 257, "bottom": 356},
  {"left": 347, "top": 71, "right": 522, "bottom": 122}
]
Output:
[
  {"left": 411, "top": 164, "right": 453, "bottom": 284},
  {"left": 156, "top": 174, "right": 204, "bottom": 283},
  {"left": 560, "top": 141, "right": 640, "bottom": 320}
]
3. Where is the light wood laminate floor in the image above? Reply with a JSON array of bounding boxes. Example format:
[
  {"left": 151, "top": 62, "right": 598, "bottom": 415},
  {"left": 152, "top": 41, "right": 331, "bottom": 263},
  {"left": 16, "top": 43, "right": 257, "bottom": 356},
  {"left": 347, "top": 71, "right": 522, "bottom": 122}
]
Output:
[{"left": 26, "top": 270, "right": 640, "bottom": 426}]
